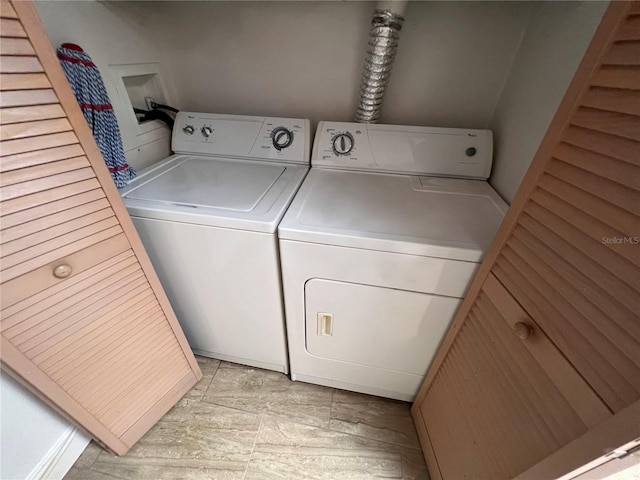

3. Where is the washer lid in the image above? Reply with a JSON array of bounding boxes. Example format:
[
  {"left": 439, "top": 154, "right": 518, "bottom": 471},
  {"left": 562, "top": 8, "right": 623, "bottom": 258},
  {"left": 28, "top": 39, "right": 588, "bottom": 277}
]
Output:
[
  {"left": 125, "top": 157, "right": 285, "bottom": 211},
  {"left": 278, "top": 169, "right": 508, "bottom": 262},
  {"left": 121, "top": 155, "right": 309, "bottom": 233}
]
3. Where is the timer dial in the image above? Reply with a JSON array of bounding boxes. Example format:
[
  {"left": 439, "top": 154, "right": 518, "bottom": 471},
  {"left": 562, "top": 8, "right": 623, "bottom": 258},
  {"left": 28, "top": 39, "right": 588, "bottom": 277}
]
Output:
[
  {"left": 332, "top": 132, "right": 354, "bottom": 156},
  {"left": 271, "top": 127, "right": 294, "bottom": 151},
  {"left": 202, "top": 126, "right": 213, "bottom": 138},
  {"left": 183, "top": 125, "right": 195, "bottom": 135}
]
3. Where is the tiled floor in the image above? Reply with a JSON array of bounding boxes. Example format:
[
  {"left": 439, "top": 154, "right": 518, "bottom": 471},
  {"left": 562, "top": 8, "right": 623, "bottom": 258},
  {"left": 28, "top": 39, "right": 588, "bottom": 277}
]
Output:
[{"left": 65, "top": 357, "right": 430, "bottom": 480}]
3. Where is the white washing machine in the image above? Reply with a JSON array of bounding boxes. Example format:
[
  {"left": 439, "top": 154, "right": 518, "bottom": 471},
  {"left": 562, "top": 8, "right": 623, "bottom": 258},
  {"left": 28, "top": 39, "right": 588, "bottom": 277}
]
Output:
[
  {"left": 121, "top": 112, "right": 310, "bottom": 373},
  {"left": 278, "top": 121, "right": 508, "bottom": 400}
]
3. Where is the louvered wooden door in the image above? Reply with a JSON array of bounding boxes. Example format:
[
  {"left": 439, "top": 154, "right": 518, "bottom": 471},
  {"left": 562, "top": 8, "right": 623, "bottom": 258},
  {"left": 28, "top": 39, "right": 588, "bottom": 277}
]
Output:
[
  {"left": 419, "top": 275, "right": 611, "bottom": 479},
  {"left": 0, "top": 0, "right": 201, "bottom": 455},
  {"left": 412, "top": 2, "right": 640, "bottom": 479}
]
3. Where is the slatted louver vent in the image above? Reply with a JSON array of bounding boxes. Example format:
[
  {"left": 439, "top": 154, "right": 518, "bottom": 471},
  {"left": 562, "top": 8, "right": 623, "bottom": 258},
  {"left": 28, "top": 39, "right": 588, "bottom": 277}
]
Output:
[
  {"left": 413, "top": 3, "right": 639, "bottom": 479},
  {"left": 420, "top": 279, "right": 601, "bottom": 480},
  {"left": 1, "top": 0, "right": 200, "bottom": 455},
  {"left": 494, "top": 6, "right": 640, "bottom": 414}
]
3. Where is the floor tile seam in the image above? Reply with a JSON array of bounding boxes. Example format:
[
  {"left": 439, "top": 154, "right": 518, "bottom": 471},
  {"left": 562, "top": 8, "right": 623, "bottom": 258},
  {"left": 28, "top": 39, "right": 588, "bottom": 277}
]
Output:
[
  {"left": 82, "top": 445, "right": 102, "bottom": 471},
  {"left": 251, "top": 409, "right": 334, "bottom": 429},
  {"left": 87, "top": 470, "right": 127, "bottom": 480},
  {"left": 251, "top": 443, "right": 408, "bottom": 460},
  {"left": 84, "top": 462, "right": 132, "bottom": 480},
  {"left": 325, "top": 424, "right": 423, "bottom": 452},
  {"left": 253, "top": 413, "right": 421, "bottom": 455},
  {"left": 198, "top": 397, "right": 264, "bottom": 416},
  {"left": 149, "top": 417, "right": 261, "bottom": 434},
  {"left": 329, "top": 416, "right": 419, "bottom": 437},
  {"left": 242, "top": 413, "right": 264, "bottom": 480},
  {"left": 148, "top": 422, "right": 257, "bottom": 436},
  {"left": 93, "top": 455, "right": 250, "bottom": 469},
  {"left": 91, "top": 450, "right": 129, "bottom": 476},
  {"left": 329, "top": 388, "right": 336, "bottom": 420},
  {"left": 198, "top": 399, "right": 333, "bottom": 430},
  {"left": 198, "top": 363, "right": 221, "bottom": 398},
  {"left": 331, "top": 400, "right": 414, "bottom": 416},
  {"left": 94, "top": 453, "right": 203, "bottom": 463}
]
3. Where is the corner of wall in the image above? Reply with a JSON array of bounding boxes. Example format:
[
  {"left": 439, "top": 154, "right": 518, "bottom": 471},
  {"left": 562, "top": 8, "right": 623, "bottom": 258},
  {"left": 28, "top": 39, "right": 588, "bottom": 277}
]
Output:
[
  {"left": 487, "top": 1, "right": 609, "bottom": 204},
  {"left": 0, "top": 374, "right": 87, "bottom": 480},
  {"left": 33, "top": 1, "right": 174, "bottom": 173},
  {"left": 29, "top": 428, "right": 90, "bottom": 480},
  {"left": 487, "top": 2, "right": 535, "bottom": 130}
]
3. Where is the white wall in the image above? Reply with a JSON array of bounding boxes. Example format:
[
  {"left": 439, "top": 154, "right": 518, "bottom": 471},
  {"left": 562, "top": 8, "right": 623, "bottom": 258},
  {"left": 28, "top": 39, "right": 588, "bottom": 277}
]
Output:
[
  {"left": 34, "top": 0, "right": 174, "bottom": 172},
  {"left": 0, "top": 374, "right": 88, "bottom": 480},
  {"left": 488, "top": 1, "right": 608, "bottom": 203},
  {"left": 383, "top": 1, "right": 531, "bottom": 128},
  {"left": 137, "top": 1, "right": 532, "bottom": 130},
  {"left": 33, "top": 0, "right": 607, "bottom": 199},
  {"left": 13, "top": 3, "right": 606, "bottom": 475}
]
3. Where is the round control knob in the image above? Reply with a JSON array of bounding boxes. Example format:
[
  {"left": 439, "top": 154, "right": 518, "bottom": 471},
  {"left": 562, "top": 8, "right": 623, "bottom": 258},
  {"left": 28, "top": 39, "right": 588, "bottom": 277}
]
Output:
[
  {"left": 183, "top": 125, "right": 195, "bottom": 135},
  {"left": 271, "top": 127, "right": 294, "bottom": 151},
  {"left": 201, "top": 126, "right": 213, "bottom": 138},
  {"left": 332, "top": 132, "right": 354, "bottom": 156},
  {"left": 53, "top": 264, "right": 72, "bottom": 279}
]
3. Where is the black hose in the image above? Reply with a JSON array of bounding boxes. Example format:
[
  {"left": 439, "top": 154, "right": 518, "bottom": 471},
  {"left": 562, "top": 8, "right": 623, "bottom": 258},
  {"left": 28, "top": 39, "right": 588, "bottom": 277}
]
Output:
[
  {"left": 151, "top": 102, "right": 179, "bottom": 113},
  {"left": 133, "top": 107, "right": 174, "bottom": 129}
]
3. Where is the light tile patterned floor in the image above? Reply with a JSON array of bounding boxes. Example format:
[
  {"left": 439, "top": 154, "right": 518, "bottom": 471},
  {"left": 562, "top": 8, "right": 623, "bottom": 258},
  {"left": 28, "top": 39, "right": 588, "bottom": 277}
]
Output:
[{"left": 64, "top": 357, "right": 430, "bottom": 480}]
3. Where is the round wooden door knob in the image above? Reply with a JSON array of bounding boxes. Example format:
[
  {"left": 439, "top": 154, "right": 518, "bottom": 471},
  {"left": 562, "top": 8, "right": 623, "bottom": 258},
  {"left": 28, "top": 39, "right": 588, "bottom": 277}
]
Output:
[
  {"left": 53, "top": 264, "right": 72, "bottom": 279},
  {"left": 513, "top": 321, "right": 533, "bottom": 340}
]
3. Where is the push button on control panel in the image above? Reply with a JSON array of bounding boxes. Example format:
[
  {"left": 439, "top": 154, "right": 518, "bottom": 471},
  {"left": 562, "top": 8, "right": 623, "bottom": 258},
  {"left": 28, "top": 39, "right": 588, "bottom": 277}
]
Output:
[{"left": 332, "top": 132, "right": 354, "bottom": 156}]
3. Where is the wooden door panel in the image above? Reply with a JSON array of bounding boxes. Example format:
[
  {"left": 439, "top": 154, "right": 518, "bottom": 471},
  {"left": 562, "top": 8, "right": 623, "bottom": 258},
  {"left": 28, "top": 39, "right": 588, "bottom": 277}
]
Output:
[
  {"left": 0, "top": 234, "right": 130, "bottom": 310},
  {"left": 0, "top": 130, "right": 79, "bottom": 156},
  {"left": 1, "top": 197, "right": 112, "bottom": 243},
  {"left": 0, "top": 143, "right": 84, "bottom": 170},
  {"left": 0, "top": 103, "right": 66, "bottom": 124},
  {"left": 0, "top": 72, "right": 50, "bottom": 90},
  {"left": 590, "top": 66, "right": 640, "bottom": 90},
  {"left": 419, "top": 275, "right": 606, "bottom": 479},
  {"left": 0, "top": 36, "right": 35, "bottom": 55},
  {"left": 1, "top": 250, "right": 138, "bottom": 331},
  {"left": 413, "top": 2, "right": 640, "bottom": 478},
  {"left": 0, "top": 55, "right": 43, "bottom": 73},
  {"left": 0, "top": 17, "right": 26, "bottom": 37},
  {"left": 0, "top": 0, "right": 201, "bottom": 455},
  {"left": 0, "top": 117, "right": 72, "bottom": 140}
]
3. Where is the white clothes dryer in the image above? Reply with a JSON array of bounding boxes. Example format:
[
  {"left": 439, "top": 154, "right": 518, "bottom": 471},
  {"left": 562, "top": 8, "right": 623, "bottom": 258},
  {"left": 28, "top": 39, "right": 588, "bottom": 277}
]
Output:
[
  {"left": 121, "top": 112, "right": 310, "bottom": 373},
  {"left": 278, "top": 122, "right": 507, "bottom": 400}
]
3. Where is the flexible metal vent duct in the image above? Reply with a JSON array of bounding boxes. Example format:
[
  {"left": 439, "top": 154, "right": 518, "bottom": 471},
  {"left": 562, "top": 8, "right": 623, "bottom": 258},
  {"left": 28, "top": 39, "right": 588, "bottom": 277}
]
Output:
[{"left": 355, "top": 1, "right": 407, "bottom": 123}]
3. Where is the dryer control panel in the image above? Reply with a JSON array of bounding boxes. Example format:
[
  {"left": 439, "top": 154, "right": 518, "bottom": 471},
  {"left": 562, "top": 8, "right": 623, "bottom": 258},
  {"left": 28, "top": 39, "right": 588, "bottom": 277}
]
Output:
[
  {"left": 312, "top": 121, "right": 493, "bottom": 179},
  {"left": 172, "top": 112, "right": 310, "bottom": 165}
]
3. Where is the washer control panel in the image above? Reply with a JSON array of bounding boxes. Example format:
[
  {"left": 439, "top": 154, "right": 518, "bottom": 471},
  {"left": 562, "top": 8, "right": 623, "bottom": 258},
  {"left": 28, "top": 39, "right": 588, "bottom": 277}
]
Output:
[
  {"left": 172, "top": 112, "right": 310, "bottom": 164},
  {"left": 312, "top": 121, "right": 494, "bottom": 179}
]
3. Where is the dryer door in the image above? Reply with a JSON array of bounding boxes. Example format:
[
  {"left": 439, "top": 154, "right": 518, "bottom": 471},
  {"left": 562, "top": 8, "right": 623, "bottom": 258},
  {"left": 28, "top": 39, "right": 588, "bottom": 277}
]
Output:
[{"left": 305, "top": 279, "right": 460, "bottom": 375}]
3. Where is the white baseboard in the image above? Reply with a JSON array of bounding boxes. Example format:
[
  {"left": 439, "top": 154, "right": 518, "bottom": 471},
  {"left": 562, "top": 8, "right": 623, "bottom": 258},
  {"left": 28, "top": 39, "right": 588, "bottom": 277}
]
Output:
[{"left": 26, "top": 427, "right": 90, "bottom": 480}]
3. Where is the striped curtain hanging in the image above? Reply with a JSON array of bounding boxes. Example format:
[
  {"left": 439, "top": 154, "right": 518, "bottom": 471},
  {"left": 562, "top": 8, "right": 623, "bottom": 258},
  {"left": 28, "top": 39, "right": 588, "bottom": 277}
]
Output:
[{"left": 56, "top": 43, "right": 135, "bottom": 188}]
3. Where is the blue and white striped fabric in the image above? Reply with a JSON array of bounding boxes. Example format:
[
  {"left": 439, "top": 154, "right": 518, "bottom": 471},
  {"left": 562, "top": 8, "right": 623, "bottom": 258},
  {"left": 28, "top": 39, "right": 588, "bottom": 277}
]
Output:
[{"left": 56, "top": 43, "right": 135, "bottom": 188}]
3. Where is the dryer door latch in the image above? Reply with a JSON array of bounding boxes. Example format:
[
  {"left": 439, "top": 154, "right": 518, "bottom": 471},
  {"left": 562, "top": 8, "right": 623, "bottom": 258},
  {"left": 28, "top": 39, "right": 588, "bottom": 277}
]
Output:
[{"left": 317, "top": 313, "right": 334, "bottom": 336}]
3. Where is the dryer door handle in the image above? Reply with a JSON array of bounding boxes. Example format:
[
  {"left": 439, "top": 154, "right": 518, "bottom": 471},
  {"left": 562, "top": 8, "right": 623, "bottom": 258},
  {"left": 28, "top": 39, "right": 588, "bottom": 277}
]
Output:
[{"left": 317, "top": 313, "right": 334, "bottom": 336}]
